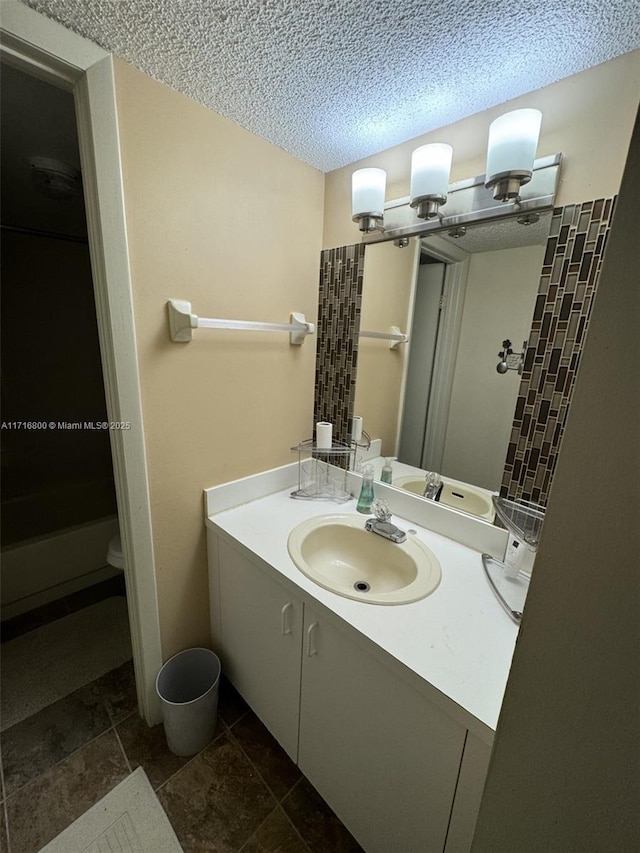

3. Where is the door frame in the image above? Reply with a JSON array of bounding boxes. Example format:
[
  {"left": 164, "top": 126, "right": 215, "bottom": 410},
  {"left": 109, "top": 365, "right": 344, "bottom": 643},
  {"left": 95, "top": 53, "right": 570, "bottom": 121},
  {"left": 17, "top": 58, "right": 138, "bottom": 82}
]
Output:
[
  {"left": 398, "top": 234, "right": 470, "bottom": 473},
  {"left": 1, "top": 0, "right": 163, "bottom": 723}
]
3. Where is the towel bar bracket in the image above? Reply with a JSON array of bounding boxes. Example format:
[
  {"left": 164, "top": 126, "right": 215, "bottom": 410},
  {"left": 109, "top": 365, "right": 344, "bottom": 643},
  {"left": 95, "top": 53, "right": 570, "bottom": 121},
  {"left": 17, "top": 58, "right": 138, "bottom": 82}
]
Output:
[{"left": 359, "top": 325, "right": 409, "bottom": 349}]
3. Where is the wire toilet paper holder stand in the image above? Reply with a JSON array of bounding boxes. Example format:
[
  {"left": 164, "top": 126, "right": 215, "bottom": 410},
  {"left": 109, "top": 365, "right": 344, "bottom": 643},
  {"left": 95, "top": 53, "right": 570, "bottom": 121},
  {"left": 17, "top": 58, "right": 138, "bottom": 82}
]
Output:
[{"left": 290, "top": 439, "right": 354, "bottom": 502}]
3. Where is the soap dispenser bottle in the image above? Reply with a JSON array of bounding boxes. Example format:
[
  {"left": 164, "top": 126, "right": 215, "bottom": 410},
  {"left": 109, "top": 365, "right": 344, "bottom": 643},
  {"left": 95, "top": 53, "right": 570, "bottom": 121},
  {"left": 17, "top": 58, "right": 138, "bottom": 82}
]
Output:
[
  {"left": 380, "top": 457, "right": 394, "bottom": 484},
  {"left": 357, "top": 464, "right": 375, "bottom": 514}
]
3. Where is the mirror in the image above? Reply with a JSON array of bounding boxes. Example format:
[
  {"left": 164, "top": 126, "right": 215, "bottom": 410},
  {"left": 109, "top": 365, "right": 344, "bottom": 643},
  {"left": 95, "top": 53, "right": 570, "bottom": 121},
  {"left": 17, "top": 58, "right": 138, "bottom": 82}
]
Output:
[{"left": 354, "top": 212, "right": 552, "bottom": 516}]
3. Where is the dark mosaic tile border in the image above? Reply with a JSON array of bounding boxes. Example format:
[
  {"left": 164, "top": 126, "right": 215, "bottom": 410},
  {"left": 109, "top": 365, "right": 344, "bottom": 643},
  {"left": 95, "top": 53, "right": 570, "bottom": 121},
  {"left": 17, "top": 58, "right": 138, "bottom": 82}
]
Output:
[
  {"left": 501, "top": 196, "right": 616, "bottom": 506},
  {"left": 313, "top": 244, "right": 365, "bottom": 448}
]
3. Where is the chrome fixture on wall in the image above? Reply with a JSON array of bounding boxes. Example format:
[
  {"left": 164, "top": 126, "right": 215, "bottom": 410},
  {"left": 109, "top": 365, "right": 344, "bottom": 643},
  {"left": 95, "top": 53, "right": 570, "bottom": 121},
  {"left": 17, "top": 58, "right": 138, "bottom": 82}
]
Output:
[
  {"left": 351, "top": 109, "right": 546, "bottom": 235},
  {"left": 357, "top": 152, "right": 562, "bottom": 247},
  {"left": 496, "top": 339, "right": 526, "bottom": 375}
]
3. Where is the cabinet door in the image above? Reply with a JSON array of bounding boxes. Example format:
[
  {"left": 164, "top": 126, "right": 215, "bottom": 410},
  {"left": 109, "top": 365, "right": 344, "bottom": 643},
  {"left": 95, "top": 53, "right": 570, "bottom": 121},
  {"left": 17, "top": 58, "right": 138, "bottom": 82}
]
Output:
[
  {"left": 217, "top": 538, "right": 302, "bottom": 760},
  {"left": 444, "top": 732, "right": 491, "bottom": 853},
  {"left": 299, "top": 607, "right": 466, "bottom": 853}
]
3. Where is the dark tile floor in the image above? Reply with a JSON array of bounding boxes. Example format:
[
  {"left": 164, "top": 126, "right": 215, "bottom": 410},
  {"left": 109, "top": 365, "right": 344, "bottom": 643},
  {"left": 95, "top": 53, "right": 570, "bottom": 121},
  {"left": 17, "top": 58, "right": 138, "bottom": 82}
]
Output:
[{"left": 0, "top": 594, "right": 364, "bottom": 853}]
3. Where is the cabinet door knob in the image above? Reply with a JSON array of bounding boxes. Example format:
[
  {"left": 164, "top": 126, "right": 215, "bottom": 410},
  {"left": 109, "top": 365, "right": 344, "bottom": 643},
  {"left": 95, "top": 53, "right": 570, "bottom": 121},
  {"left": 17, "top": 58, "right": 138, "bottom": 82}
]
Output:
[
  {"left": 281, "top": 602, "right": 293, "bottom": 636},
  {"left": 307, "top": 621, "right": 319, "bottom": 656}
]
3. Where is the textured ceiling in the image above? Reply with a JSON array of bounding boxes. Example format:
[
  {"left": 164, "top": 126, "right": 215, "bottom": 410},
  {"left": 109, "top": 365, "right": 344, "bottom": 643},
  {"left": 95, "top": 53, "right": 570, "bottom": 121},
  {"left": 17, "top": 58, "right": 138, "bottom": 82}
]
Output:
[
  {"left": 423, "top": 210, "right": 553, "bottom": 255},
  {"left": 20, "top": 0, "right": 640, "bottom": 171}
]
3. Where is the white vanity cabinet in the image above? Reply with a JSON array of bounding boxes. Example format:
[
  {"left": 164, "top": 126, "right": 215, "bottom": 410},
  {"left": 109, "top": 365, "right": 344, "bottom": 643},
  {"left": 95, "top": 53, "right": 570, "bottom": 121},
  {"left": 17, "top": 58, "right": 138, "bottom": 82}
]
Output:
[
  {"left": 214, "top": 538, "right": 303, "bottom": 759},
  {"left": 298, "top": 603, "right": 467, "bottom": 853},
  {"left": 209, "top": 529, "right": 489, "bottom": 853}
]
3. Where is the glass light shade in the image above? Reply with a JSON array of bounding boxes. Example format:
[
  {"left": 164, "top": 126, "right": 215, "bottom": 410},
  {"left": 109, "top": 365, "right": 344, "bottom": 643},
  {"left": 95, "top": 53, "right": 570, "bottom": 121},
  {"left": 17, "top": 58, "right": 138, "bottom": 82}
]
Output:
[
  {"left": 410, "top": 143, "right": 453, "bottom": 203},
  {"left": 486, "top": 109, "right": 542, "bottom": 182},
  {"left": 351, "top": 168, "right": 387, "bottom": 218}
]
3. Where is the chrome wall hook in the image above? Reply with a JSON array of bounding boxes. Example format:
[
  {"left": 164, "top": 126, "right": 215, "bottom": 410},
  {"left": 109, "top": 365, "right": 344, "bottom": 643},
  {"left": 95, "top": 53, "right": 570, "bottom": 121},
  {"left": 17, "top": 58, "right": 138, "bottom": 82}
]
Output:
[{"left": 497, "top": 339, "right": 527, "bottom": 375}]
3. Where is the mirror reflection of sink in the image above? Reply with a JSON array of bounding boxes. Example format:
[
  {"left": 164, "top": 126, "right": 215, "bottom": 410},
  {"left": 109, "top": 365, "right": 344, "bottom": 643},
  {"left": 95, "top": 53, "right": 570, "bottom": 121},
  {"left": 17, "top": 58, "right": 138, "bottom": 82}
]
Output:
[
  {"left": 287, "top": 514, "right": 441, "bottom": 605},
  {"left": 393, "top": 476, "right": 495, "bottom": 521}
]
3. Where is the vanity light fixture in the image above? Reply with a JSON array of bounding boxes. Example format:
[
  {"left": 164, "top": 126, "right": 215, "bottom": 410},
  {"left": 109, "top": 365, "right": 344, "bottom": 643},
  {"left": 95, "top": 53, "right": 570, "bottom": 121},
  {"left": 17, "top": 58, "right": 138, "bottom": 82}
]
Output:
[
  {"left": 351, "top": 109, "right": 551, "bottom": 238},
  {"left": 409, "top": 143, "right": 453, "bottom": 219},
  {"left": 351, "top": 167, "right": 387, "bottom": 232},
  {"left": 485, "top": 108, "right": 543, "bottom": 202}
]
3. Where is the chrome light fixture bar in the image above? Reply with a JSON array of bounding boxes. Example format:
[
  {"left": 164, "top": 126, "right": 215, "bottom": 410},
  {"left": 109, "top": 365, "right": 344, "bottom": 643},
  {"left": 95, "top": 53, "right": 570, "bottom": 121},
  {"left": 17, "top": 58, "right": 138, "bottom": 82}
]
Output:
[
  {"left": 361, "top": 153, "right": 562, "bottom": 245},
  {"left": 353, "top": 108, "right": 549, "bottom": 238}
]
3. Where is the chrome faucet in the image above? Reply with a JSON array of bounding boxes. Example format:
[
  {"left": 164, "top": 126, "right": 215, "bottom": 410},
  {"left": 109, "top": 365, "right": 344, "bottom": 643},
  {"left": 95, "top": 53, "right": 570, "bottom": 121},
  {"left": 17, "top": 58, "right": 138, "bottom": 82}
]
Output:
[
  {"left": 423, "top": 472, "right": 444, "bottom": 501},
  {"left": 365, "top": 499, "right": 407, "bottom": 544}
]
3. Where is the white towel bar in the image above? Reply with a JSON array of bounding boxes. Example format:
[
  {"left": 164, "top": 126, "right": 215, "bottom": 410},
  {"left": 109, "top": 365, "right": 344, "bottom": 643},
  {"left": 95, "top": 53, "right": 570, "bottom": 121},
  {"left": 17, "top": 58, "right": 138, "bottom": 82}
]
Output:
[
  {"left": 359, "top": 326, "right": 409, "bottom": 350},
  {"left": 167, "top": 299, "right": 315, "bottom": 345}
]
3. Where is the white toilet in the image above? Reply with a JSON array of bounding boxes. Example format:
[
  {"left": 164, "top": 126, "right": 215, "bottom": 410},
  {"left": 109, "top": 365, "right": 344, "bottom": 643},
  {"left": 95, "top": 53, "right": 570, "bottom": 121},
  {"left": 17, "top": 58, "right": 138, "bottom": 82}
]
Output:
[{"left": 106, "top": 532, "right": 124, "bottom": 571}]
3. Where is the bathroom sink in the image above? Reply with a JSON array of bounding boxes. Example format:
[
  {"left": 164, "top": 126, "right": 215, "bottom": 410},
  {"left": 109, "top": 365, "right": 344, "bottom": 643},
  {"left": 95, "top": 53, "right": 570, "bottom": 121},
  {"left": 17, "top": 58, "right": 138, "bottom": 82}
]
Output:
[
  {"left": 287, "top": 514, "right": 441, "bottom": 605},
  {"left": 393, "top": 476, "right": 495, "bottom": 521}
]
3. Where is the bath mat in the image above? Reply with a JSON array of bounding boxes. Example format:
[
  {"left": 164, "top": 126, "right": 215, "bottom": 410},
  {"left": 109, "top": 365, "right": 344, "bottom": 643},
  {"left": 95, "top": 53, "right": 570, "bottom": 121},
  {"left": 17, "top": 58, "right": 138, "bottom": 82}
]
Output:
[
  {"left": 1, "top": 596, "right": 132, "bottom": 731},
  {"left": 39, "top": 767, "right": 184, "bottom": 853}
]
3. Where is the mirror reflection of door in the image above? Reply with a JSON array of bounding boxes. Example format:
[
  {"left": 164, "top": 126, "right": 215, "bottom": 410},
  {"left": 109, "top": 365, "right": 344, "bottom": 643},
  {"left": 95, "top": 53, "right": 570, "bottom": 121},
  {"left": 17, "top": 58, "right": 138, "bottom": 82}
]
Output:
[
  {"left": 433, "top": 242, "right": 543, "bottom": 490},
  {"left": 356, "top": 212, "right": 551, "bottom": 495},
  {"left": 398, "top": 259, "right": 445, "bottom": 467}
]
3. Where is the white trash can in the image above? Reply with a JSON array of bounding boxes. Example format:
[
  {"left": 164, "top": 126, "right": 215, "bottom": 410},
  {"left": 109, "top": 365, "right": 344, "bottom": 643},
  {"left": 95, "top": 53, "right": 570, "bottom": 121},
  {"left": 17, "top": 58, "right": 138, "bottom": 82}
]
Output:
[{"left": 155, "top": 648, "right": 221, "bottom": 757}]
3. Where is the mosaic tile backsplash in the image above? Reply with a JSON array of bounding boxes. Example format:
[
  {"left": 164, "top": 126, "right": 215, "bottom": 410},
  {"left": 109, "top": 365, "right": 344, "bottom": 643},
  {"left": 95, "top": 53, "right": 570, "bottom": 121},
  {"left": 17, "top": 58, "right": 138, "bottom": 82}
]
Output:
[
  {"left": 313, "top": 244, "right": 365, "bottom": 446},
  {"left": 500, "top": 197, "right": 616, "bottom": 506}
]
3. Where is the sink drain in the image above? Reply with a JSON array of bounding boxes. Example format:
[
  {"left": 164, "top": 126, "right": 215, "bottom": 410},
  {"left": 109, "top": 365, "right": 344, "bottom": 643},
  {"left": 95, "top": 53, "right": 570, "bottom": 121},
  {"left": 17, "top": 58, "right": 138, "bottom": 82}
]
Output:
[{"left": 354, "top": 581, "right": 371, "bottom": 593}]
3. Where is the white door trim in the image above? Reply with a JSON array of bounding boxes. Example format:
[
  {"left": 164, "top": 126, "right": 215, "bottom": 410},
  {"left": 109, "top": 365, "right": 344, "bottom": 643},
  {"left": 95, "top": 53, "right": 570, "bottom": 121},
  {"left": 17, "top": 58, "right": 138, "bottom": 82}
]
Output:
[
  {"left": 392, "top": 238, "right": 421, "bottom": 458},
  {"left": 1, "top": 0, "right": 163, "bottom": 723},
  {"left": 414, "top": 235, "right": 470, "bottom": 473}
]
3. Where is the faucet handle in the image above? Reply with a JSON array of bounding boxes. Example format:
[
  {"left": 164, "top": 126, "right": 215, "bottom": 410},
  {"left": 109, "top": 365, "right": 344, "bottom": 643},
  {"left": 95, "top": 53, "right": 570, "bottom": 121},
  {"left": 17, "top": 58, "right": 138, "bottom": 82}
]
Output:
[{"left": 372, "top": 498, "right": 391, "bottom": 521}]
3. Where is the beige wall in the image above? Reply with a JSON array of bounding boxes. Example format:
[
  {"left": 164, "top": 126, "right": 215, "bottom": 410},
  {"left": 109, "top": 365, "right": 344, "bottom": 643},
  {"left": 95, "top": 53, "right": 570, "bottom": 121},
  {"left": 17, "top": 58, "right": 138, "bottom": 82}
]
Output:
[
  {"left": 353, "top": 240, "right": 417, "bottom": 454},
  {"left": 472, "top": 108, "right": 640, "bottom": 853},
  {"left": 323, "top": 51, "right": 640, "bottom": 250},
  {"left": 442, "top": 244, "right": 545, "bottom": 490},
  {"left": 113, "top": 60, "right": 324, "bottom": 657}
]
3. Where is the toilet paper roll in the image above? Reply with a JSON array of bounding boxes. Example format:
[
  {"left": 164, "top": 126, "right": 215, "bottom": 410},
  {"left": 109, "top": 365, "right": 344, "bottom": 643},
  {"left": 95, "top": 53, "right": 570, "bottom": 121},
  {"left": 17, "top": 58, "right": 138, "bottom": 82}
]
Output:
[
  {"left": 316, "top": 422, "right": 333, "bottom": 449},
  {"left": 351, "top": 416, "right": 363, "bottom": 441}
]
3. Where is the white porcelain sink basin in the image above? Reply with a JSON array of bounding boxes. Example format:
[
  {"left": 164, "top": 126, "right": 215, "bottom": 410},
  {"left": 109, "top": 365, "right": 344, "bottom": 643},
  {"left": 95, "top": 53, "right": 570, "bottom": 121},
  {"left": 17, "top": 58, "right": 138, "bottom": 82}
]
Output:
[
  {"left": 393, "top": 476, "right": 495, "bottom": 521},
  {"left": 287, "top": 514, "right": 441, "bottom": 605}
]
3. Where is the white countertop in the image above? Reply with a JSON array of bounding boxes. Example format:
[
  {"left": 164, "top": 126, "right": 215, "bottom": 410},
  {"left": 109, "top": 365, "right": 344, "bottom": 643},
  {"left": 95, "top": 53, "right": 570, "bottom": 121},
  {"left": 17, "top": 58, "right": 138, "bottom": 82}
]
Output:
[{"left": 205, "top": 464, "right": 518, "bottom": 740}]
